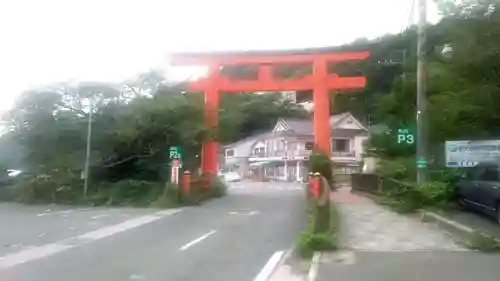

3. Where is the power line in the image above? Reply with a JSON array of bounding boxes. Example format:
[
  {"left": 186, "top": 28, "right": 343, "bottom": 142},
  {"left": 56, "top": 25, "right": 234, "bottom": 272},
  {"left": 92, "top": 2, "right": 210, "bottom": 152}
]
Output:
[{"left": 401, "top": 0, "right": 417, "bottom": 33}]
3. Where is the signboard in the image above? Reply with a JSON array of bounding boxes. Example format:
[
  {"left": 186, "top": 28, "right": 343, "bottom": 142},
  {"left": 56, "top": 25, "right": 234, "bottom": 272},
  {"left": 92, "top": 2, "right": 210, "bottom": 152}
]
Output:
[
  {"left": 169, "top": 146, "right": 182, "bottom": 160},
  {"left": 416, "top": 157, "right": 427, "bottom": 168},
  {"left": 397, "top": 128, "right": 415, "bottom": 145},
  {"left": 445, "top": 140, "right": 500, "bottom": 167}
]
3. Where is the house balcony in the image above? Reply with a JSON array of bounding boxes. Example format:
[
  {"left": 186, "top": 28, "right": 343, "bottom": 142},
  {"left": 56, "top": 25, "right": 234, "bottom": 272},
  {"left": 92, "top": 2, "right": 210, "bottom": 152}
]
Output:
[
  {"left": 249, "top": 149, "right": 356, "bottom": 161},
  {"left": 332, "top": 151, "right": 356, "bottom": 157}
]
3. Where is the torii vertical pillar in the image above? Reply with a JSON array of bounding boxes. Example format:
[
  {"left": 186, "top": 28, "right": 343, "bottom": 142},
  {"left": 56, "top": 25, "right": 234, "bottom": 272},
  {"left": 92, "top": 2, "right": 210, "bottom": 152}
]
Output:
[
  {"left": 202, "top": 65, "right": 220, "bottom": 176},
  {"left": 313, "top": 59, "right": 331, "bottom": 155}
]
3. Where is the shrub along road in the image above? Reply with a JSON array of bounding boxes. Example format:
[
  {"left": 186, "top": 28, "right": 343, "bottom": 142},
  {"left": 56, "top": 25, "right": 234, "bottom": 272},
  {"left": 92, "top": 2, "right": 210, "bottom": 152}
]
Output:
[{"left": 0, "top": 182, "right": 306, "bottom": 281}]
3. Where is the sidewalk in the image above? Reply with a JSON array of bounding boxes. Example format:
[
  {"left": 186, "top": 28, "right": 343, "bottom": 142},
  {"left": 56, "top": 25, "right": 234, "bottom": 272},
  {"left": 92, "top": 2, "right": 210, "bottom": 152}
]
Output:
[
  {"left": 314, "top": 188, "right": 500, "bottom": 281},
  {"left": 330, "top": 187, "right": 463, "bottom": 251}
]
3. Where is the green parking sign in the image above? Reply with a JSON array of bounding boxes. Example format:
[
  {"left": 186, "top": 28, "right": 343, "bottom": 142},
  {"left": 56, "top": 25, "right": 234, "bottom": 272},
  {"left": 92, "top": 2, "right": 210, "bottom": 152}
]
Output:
[
  {"left": 397, "top": 128, "right": 415, "bottom": 145},
  {"left": 169, "top": 146, "right": 182, "bottom": 160}
]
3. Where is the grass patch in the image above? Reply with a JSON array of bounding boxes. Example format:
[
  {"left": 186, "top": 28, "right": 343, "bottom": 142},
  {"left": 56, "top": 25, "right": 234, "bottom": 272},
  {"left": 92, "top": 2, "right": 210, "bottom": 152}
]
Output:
[
  {"left": 467, "top": 232, "right": 500, "bottom": 252},
  {"left": 296, "top": 201, "right": 340, "bottom": 258}
]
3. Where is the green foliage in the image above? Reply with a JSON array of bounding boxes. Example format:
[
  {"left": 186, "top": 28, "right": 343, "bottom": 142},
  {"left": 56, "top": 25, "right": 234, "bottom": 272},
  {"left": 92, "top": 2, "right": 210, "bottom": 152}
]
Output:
[
  {"left": 219, "top": 93, "right": 307, "bottom": 143},
  {"left": 296, "top": 231, "right": 336, "bottom": 258},
  {"left": 468, "top": 232, "right": 500, "bottom": 252},
  {"left": 309, "top": 151, "right": 334, "bottom": 184},
  {"left": 95, "top": 180, "right": 164, "bottom": 207},
  {"left": 418, "top": 181, "right": 455, "bottom": 206},
  {"left": 0, "top": 69, "right": 304, "bottom": 205},
  {"left": 336, "top": 1, "right": 500, "bottom": 159},
  {"left": 378, "top": 177, "right": 457, "bottom": 213},
  {"left": 376, "top": 158, "right": 415, "bottom": 180},
  {"left": 150, "top": 184, "right": 183, "bottom": 208},
  {"left": 210, "top": 176, "right": 228, "bottom": 198}
]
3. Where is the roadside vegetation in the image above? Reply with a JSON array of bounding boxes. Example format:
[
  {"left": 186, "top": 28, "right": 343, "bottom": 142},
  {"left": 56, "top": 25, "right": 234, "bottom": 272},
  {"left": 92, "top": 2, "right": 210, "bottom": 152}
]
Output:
[
  {"left": 296, "top": 152, "right": 340, "bottom": 258},
  {"left": 345, "top": 0, "right": 499, "bottom": 214},
  {"left": 0, "top": 71, "right": 305, "bottom": 206}
]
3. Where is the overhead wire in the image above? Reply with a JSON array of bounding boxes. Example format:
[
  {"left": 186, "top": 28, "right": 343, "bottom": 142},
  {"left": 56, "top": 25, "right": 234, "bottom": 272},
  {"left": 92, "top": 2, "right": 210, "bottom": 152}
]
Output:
[{"left": 401, "top": 0, "right": 417, "bottom": 33}]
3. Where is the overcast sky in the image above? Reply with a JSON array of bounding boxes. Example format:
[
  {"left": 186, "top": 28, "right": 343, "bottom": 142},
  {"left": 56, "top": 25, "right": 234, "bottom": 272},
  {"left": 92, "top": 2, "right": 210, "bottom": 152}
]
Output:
[{"left": 0, "top": 0, "right": 440, "bottom": 113}]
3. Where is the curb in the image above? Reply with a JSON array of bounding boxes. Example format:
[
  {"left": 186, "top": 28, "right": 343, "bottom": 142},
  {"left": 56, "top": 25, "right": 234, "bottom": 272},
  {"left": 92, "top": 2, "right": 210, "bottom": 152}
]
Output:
[
  {"left": 266, "top": 250, "right": 322, "bottom": 281},
  {"left": 420, "top": 210, "right": 500, "bottom": 246},
  {"left": 307, "top": 252, "right": 322, "bottom": 281}
]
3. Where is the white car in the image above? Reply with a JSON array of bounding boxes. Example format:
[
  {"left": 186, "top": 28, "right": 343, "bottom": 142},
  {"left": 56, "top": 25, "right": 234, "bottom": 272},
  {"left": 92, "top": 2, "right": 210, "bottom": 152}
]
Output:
[{"left": 221, "top": 172, "right": 241, "bottom": 182}]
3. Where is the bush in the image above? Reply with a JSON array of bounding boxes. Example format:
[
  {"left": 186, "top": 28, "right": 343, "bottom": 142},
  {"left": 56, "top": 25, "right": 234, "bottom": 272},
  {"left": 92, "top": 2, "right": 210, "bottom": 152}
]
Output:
[
  {"left": 210, "top": 175, "right": 227, "bottom": 198},
  {"left": 91, "top": 180, "right": 164, "bottom": 207},
  {"left": 376, "top": 157, "right": 415, "bottom": 180},
  {"left": 378, "top": 177, "right": 457, "bottom": 213},
  {"left": 309, "top": 151, "right": 334, "bottom": 184},
  {"left": 418, "top": 181, "right": 454, "bottom": 206},
  {"left": 296, "top": 231, "right": 336, "bottom": 258},
  {"left": 297, "top": 198, "right": 339, "bottom": 258},
  {"left": 16, "top": 175, "right": 83, "bottom": 204},
  {"left": 150, "top": 183, "right": 183, "bottom": 208}
]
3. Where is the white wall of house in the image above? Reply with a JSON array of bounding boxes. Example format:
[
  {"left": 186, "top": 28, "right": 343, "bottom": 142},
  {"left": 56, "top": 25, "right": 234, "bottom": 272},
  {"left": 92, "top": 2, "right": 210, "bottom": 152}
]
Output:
[
  {"left": 223, "top": 139, "right": 256, "bottom": 176},
  {"left": 353, "top": 135, "right": 369, "bottom": 161}
]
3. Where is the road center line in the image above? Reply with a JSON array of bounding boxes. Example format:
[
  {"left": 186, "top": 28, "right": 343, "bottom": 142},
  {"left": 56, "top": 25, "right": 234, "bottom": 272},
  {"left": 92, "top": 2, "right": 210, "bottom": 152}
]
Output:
[
  {"left": 180, "top": 230, "right": 216, "bottom": 251},
  {"left": 253, "top": 250, "right": 285, "bottom": 281}
]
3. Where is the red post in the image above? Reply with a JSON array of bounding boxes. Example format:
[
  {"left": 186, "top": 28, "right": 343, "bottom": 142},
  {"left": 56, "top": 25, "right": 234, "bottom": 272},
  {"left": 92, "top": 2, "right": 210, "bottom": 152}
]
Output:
[
  {"left": 313, "top": 59, "right": 331, "bottom": 156},
  {"left": 183, "top": 171, "right": 191, "bottom": 195},
  {"left": 311, "top": 176, "right": 320, "bottom": 197},
  {"left": 201, "top": 65, "right": 220, "bottom": 182}
]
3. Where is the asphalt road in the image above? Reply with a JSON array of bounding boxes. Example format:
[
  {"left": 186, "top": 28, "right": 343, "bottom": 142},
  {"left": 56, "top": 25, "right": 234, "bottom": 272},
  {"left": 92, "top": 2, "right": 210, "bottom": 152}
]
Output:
[{"left": 0, "top": 181, "right": 307, "bottom": 281}]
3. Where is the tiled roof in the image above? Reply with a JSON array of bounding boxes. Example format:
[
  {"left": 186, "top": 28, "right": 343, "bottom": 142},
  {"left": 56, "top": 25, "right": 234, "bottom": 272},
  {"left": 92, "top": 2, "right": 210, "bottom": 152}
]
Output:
[
  {"left": 222, "top": 132, "right": 271, "bottom": 148},
  {"left": 280, "top": 118, "right": 314, "bottom": 134},
  {"left": 278, "top": 118, "right": 367, "bottom": 138}
]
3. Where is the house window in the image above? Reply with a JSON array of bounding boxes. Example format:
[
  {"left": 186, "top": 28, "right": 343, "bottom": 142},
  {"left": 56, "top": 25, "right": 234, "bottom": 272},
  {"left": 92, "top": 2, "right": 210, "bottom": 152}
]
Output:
[
  {"left": 305, "top": 142, "right": 314, "bottom": 150},
  {"left": 225, "top": 149, "right": 235, "bottom": 157},
  {"left": 332, "top": 139, "right": 350, "bottom": 152},
  {"left": 253, "top": 147, "right": 265, "bottom": 156}
]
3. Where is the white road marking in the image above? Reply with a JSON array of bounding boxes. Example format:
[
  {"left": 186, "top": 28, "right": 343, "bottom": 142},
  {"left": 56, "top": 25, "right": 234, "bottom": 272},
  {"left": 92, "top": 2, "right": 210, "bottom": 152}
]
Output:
[
  {"left": 0, "top": 243, "right": 73, "bottom": 269},
  {"left": 229, "top": 210, "right": 259, "bottom": 216},
  {"left": 91, "top": 214, "right": 109, "bottom": 219},
  {"left": 180, "top": 230, "right": 216, "bottom": 251},
  {"left": 36, "top": 208, "right": 91, "bottom": 217},
  {"left": 253, "top": 250, "right": 285, "bottom": 281},
  {"left": 0, "top": 208, "right": 182, "bottom": 270},
  {"left": 307, "top": 252, "right": 322, "bottom": 281}
]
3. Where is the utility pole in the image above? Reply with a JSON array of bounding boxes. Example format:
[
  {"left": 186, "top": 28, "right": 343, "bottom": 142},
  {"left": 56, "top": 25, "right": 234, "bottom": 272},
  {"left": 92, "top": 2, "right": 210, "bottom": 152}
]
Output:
[
  {"left": 416, "top": 0, "right": 428, "bottom": 184},
  {"left": 83, "top": 101, "right": 93, "bottom": 197}
]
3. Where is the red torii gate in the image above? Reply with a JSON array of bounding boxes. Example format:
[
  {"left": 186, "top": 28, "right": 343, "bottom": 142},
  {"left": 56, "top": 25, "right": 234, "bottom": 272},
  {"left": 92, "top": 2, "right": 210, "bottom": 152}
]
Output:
[{"left": 171, "top": 48, "right": 370, "bottom": 176}]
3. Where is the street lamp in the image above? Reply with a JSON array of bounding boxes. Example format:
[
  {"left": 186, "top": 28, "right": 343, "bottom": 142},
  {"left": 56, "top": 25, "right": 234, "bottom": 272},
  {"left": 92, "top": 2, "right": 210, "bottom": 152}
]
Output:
[
  {"left": 281, "top": 138, "right": 288, "bottom": 181},
  {"left": 83, "top": 99, "right": 93, "bottom": 197}
]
